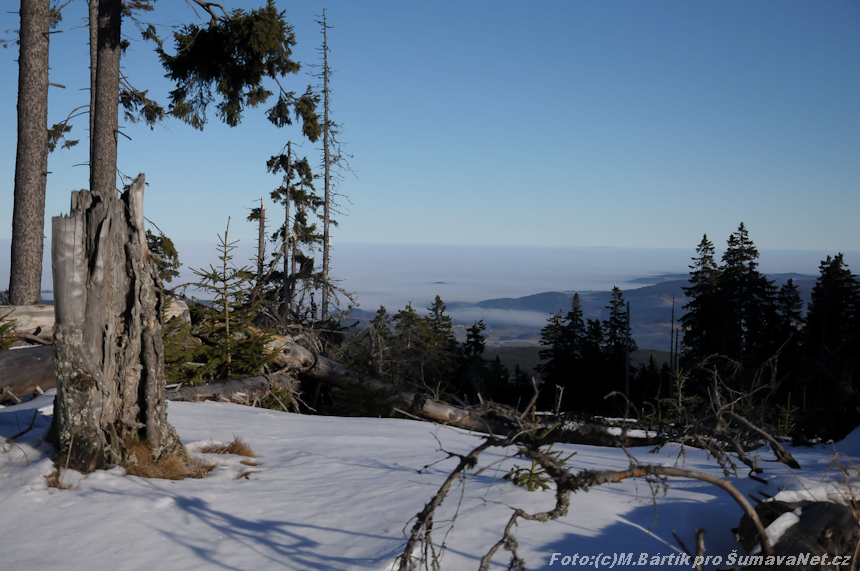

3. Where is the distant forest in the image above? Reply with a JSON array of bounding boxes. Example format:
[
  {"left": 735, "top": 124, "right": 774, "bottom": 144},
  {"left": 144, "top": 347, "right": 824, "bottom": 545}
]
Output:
[{"left": 343, "top": 223, "right": 858, "bottom": 440}]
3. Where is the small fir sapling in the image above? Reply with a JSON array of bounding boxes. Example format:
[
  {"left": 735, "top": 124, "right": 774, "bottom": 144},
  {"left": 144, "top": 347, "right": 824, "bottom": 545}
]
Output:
[{"left": 190, "top": 218, "right": 276, "bottom": 381}]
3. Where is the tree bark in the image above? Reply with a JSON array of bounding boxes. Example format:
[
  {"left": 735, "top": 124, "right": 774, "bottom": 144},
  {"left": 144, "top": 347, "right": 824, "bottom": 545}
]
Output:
[
  {"left": 320, "top": 10, "right": 331, "bottom": 320},
  {"left": 88, "top": 0, "right": 97, "bottom": 169},
  {"left": 51, "top": 174, "right": 181, "bottom": 473},
  {"left": 90, "top": 0, "right": 120, "bottom": 197},
  {"left": 281, "top": 141, "right": 291, "bottom": 326},
  {"left": 10, "top": 0, "right": 51, "bottom": 306}
]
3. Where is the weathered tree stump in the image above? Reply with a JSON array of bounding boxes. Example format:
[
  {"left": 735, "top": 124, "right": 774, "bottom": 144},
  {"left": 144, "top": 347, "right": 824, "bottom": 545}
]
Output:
[{"left": 51, "top": 174, "right": 181, "bottom": 472}]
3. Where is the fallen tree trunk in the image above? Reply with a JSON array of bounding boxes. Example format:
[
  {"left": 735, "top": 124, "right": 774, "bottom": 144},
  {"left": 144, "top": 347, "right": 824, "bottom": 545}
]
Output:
[
  {"left": 0, "top": 305, "right": 56, "bottom": 342},
  {"left": 737, "top": 500, "right": 860, "bottom": 569},
  {"left": 0, "top": 346, "right": 55, "bottom": 402},
  {"left": 166, "top": 376, "right": 271, "bottom": 403},
  {"left": 303, "top": 353, "right": 502, "bottom": 433},
  {"left": 1, "top": 307, "right": 660, "bottom": 442}
]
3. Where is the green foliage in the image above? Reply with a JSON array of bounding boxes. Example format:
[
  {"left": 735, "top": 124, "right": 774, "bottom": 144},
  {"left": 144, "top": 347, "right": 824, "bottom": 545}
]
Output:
[
  {"left": 47, "top": 122, "right": 78, "bottom": 152},
  {"left": 120, "top": 86, "right": 166, "bottom": 127},
  {"left": 159, "top": 0, "right": 320, "bottom": 140},
  {"left": 0, "top": 309, "right": 16, "bottom": 351},
  {"left": 189, "top": 218, "right": 275, "bottom": 381},
  {"left": 775, "top": 393, "right": 800, "bottom": 436},
  {"left": 258, "top": 382, "right": 295, "bottom": 412},
  {"left": 504, "top": 444, "right": 576, "bottom": 492},
  {"left": 162, "top": 313, "right": 205, "bottom": 384},
  {"left": 145, "top": 229, "right": 181, "bottom": 284}
]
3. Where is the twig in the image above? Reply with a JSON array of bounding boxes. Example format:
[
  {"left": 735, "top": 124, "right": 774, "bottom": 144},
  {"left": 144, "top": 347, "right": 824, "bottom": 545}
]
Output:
[{"left": 9, "top": 411, "right": 38, "bottom": 440}]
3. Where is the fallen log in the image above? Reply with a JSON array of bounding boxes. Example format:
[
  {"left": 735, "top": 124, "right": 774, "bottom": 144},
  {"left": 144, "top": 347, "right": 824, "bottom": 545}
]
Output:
[
  {"left": 0, "top": 306, "right": 663, "bottom": 442},
  {"left": 166, "top": 376, "right": 271, "bottom": 403},
  {"left": 0, "top": 305, "right": 55, "bottom": 342},
  {"left": 0, "top": 346, "right": 55, "bottom": 402},
  {"left": 737, "top": 500, "right": 860, "bottom": 569},
  {"left": 302, "top": 353, "right": 502, "bottom": 433}
]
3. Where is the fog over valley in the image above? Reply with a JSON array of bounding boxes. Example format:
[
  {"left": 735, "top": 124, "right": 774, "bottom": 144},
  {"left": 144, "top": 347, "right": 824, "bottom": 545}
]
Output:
[{"left": 4, "top": 239, "right": 856, "bottom": 351}]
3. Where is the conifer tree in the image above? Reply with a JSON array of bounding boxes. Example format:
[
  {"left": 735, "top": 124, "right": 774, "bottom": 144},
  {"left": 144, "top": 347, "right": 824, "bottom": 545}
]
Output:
[
  {"left": 190, "top": 219, "right": 275, "bottom": 381},
  {"left": 536, "top": 310, "right": 568, "bottom": 385},
  {"left": 806, "top": 254, "right": 859, "bottom": 361},
  {"left": 776, "top": 278, "right": 805, "bottom": 343},
  {"left": 603, "top": 287, "right": 637, "bottom": 405},
  {"left": 581, "top": 318, "right": 606, "bottom": 412},
  {"left": 456, "top": 321, "right": 489, "bottom": 404},
  {"left": 536, "top": 293, "right": 587, "bottom": 407},
  {"left": 718, "top": 223, "right": 779, "bottom": 362},
  {"left": 424, "top": 296, "right": 459, "bottom": 393},
  {"left": 681, "top": 234, "right": 722, "bottom": 361},
  {"left": 604, "top": 287, "right": 636, "bottom": 361}
]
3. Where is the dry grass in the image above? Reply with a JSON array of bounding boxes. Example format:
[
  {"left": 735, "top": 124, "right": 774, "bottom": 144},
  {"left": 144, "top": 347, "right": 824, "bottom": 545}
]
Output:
[
  {"left": 45, "top": 471, "right": 73, "bottom": 489},
  {"left": 125, "top": 441, "right": 215, "bottom": 480},
  {"left": 199, "top": 437, "right": 255, "bottom": 458},
  {"left": 239, "top": 459, "right": 259, "bottom": 467}
]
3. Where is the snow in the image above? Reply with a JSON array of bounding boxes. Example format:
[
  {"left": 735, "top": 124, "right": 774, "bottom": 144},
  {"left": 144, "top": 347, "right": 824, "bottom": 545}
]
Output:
[{"left": 2, "top": 390, "right": 859, "bottom": 570}]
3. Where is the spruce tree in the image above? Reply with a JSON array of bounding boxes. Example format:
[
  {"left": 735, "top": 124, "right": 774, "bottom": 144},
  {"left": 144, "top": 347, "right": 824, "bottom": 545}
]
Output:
[
  {"left": 581, "top": 318, "right": 606, "bottom": 413},
  {"left": 536, "top": 310, "right": 568, "bottom": 386},
  {"left": 806, "top": 254, "right": 859, "bottom": 366},
  {"left": 190, "top": 219, "right": 275, "bottom": 381},
  {"left": 603, "top": 287, "right": 637, "bottom": 407},
  {"left": 424, "top": 296, "right": 459, "bottom": 393},
  {"left": 681, "top": 234, "right": 722, "bottom": 362},
  {"left": 718, "top": 223, "right": 779, "bottom": 362},
  {"left": 456, "top": 321, "right": 489, "bottom": 404}
]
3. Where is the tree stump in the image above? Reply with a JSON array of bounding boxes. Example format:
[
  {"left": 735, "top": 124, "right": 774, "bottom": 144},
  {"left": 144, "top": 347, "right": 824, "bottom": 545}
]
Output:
[{"left": 51, "top": 174, "right": 181, "bottom": 472}]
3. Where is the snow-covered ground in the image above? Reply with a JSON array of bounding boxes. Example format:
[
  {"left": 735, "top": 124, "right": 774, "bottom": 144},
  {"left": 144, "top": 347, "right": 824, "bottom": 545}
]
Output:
[{"left": 2, "top": 391, "right": 858, "bottom": 570}]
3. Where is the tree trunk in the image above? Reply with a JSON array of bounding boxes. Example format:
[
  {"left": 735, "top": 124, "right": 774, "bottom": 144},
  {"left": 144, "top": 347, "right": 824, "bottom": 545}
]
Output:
[
  {"left": 90, "top": 0, "right": 120, "bottom": 197},
  {"left": 281, "top": 141, "right": 291, "bottom": 326},
  {"left": 320, "top": 10, "right": 331, "bottom": 320},
  {"left": 51, "top": 174, "right": 181, "bottom": 473},
  {"left": 10, "top": 0, "right": 51, "bottom": 306},
  {"left": 88, "top": 0, "right": 97, "bottom": 163}
]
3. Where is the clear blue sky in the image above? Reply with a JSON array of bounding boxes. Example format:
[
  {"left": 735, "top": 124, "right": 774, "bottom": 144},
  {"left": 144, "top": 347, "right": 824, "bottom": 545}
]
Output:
[{"left": 1, "top": 0, "right": 859, "bottom": 252}]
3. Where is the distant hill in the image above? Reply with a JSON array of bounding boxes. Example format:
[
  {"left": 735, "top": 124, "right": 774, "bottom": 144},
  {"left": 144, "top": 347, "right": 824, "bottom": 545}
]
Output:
[
  {"left": 344, "top": 273, "right": 816, "bottom": 351},
  {"left": 448, "top": 273, "right": 817, "bottom": 351}
]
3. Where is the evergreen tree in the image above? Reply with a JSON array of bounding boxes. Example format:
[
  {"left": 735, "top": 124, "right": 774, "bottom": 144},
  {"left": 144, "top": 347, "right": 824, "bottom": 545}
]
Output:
[
  {"left": 776, "top": 278, "right": 805, "bottom": 336},
  {"left": 536, "top": 310, "right": 568, "bottom": 385},
  {"left": 190, "top": 219, "right": 275, "bottom": 381},
  {"left": 807, "top": 254, "right": 859, "bottom": 360},
  {"left": 536, "top": 293, "right": 588, "bottom": 411},
  {"left": 563, "top": 293, "right": 587, "bottom": 362},
  {"left": 424, "top": 296, "right": 459, "bottom": 393},
  {"left": 392, "top": 302, "right": 434, "bottom": 386},
  {"left": 456, "top": 321, "right": 489, "bottom": 404},
  {"left": 581, "top": 318, "right": 606, "bottom": 412},
  {"left": 603, "top": 287, "right": 637, "bottom": 407},
  {"left": 603, "top": 287, "right": 636, "bottom": 361},
  {"left": 718, "top": 222, "right": 779, "bottom": 362},
  {"left": 681, "top": 234, "right": 722, "bottom": 361}
]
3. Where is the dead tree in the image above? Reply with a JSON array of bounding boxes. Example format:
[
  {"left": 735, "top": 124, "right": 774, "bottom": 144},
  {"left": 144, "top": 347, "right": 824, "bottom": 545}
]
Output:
[{"left": 51, "top": 174, "right": 181, "bottom": 473}]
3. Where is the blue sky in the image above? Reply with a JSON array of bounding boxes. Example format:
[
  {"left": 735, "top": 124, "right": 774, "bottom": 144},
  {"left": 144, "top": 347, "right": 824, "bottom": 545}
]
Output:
[{"left": 1, "top": 0, "right": 859, "bottom": 253}]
